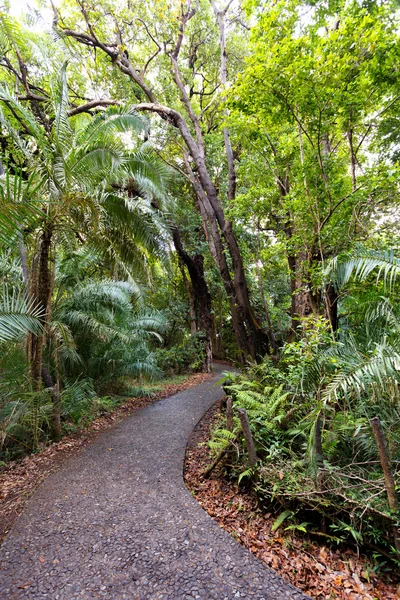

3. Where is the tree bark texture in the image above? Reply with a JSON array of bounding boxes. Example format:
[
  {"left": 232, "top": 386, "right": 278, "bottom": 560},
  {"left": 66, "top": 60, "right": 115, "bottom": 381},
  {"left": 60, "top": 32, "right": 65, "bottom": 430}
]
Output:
[
  {"left": 172, "top": 227, "right": 213, "bottom": 372},
  {"left": 238, "top": 408, "right": 258, "bottom": 468},
  {"left": 226, "top": 397, "right": 233, "bottom": 432},
  {"left": 324, "top": 283, "right": 339, "bottom": 333},
  {"left": 178, "top": 257, "right": 197, "bottom": 336},
  {"left": 371, "top": 416, "right": 400, "bottom": 554},
  {"left": 287, "top": 250, "right": 315, "bottom": 336},
  {"left": 27, "top": 223, "right": 53, "bottom": 390}
]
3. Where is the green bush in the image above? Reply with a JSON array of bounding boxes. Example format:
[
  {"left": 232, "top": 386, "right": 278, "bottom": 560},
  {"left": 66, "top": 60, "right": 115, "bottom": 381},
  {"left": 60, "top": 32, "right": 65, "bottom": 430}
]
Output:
[
  {"left": 212, "top": 334, "right": 400, "bottom": 563},
  {"left": 155, "top": 333, "right": 206, "bottom": 375}
]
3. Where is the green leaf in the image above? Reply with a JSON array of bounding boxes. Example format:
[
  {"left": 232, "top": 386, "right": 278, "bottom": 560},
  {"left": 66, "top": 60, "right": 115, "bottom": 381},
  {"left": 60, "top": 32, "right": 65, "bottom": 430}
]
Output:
[{"left": 271, "top": 510, "right": 294, "bottom": 532}]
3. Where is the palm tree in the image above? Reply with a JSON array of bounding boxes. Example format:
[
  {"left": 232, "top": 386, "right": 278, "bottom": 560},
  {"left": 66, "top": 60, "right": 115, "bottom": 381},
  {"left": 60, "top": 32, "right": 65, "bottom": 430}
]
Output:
[
  {"left": 0, "top": 66, "right": 169, "bottom": 437},
  {"left": 321, "top": 246, "right": 400, "bottom": 404},
  {"left": 0, "top": 65, "right": 167, "bottom": 386},
  {"left": 52, "top": 278, "right": 165, "bottom": 384}
]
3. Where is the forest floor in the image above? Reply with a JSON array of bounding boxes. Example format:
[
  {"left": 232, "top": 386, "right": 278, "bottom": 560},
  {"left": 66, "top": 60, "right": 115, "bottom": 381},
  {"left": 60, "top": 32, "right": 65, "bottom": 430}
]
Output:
[
  {"left": 184, "top": 401, "right": 400, "bottom": 600},
  {"left": 0, "top": 371, "right": 211, "bottom": 543}
]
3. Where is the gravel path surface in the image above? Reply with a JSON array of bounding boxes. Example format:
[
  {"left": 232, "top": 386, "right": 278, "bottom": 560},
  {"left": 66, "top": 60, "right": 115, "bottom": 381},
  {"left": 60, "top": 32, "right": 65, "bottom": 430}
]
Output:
[{"left": 1, "top": 364, "right": 309, "bottom": 600}]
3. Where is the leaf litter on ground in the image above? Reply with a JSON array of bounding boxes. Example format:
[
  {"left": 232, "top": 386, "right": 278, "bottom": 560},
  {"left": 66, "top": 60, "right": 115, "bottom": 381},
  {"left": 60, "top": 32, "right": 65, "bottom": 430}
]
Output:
[{"left": 184, "top": 400, "right": 400, "bottom": 600}]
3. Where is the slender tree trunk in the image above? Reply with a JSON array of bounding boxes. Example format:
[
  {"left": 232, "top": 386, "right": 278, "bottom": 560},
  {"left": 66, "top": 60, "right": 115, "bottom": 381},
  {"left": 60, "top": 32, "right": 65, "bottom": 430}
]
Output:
[
  {"left": 211, "top": 0, "right": 236, "bottom": 203},
  {"left": 178, "top": 257, "right": 197, "bottom": 335},
  {"left": 286, "top": 246, "right": 314, "bottom": 336},
  {"left": 348, "top": 125, "right": 357, "bottom": 192},
  {"left": 371, "top": 416, "right": 400, "bottom": 555},
  {"left": 255, "top": 226, "right": 278, "bottom": 354},
  {"left": 27, "top": 221, "right": 62, "bottom": 440},
  {"left": 187, "top": 161, "right": 255, "bottom": 361},
  {"left": 28, "top": 223, "right": 53, "bottom": 390},
  {"left": 324, "top": 283, "right": 339, "bottom": 332}
]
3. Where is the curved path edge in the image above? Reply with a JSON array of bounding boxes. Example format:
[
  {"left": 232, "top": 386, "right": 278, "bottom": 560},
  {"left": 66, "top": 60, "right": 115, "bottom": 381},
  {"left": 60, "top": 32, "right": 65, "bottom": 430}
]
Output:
[{"left": 1, "top": 364, "right": 310, "bottom": 600}]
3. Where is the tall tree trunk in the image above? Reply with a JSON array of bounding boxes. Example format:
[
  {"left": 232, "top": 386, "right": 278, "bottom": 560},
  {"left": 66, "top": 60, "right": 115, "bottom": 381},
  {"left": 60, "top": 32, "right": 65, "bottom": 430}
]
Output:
[
  {"left": 287, "top": 250, "right": 316, "bottom": 336},
  {"left": 284, "top": 210, "right": 315, "bottom": 337},
  {"left": 186, "top": 157, "right": 259, "bottom": 362},
  {"left": 178, "top": 257, "right": 197, "bottom": 335},
  {"left": 28, "top": 224, "right": 61, "bottom": 440},
  {"left": 172, "top": 227, "right": 213, "bottom": 372},
  {"left": 28, "top": 223, "right": 53, "bottom": 390},
  {"left": 256, "top": 225, "right": 278, "bottom": 354}
]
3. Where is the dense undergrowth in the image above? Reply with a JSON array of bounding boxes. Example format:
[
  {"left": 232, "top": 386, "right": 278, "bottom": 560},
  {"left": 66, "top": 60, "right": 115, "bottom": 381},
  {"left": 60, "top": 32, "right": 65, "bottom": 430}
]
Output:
[
  {"left": 0, "top": 247, "right": 206, "bottom": 461},
  {"left": 210, "top": 251, "right": 400, "bottom": 568}
]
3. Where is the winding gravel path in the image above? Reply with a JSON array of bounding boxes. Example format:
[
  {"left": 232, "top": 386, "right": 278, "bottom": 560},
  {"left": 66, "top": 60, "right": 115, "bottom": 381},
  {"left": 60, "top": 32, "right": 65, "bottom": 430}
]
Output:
[{"left": 1, "top": 364, "right": 309, "bottom": 600}]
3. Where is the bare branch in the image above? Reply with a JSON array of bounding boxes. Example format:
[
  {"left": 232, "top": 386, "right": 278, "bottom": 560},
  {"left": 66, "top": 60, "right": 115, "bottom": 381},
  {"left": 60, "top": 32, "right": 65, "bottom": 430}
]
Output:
[
  {"left": 68, "top": 99, "right": 120, "bottom": 116},
  {"left": 209, "top": 0, "right": 237, "bottom": 201}
]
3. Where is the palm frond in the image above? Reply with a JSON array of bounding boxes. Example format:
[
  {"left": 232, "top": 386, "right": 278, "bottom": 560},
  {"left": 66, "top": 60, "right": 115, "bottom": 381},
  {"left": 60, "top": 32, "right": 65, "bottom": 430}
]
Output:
[
  {"left": 0, "top": 169, "right": 45, "bottom": 244},
  {"left": 0, "top": 285, "right": 43, "bottom": 341},
  {"left": 51, "top": 62, "right": 73, "bottom": 154},
  {"left": 322, "top": 339, "right": 400, "bottom": 404},
  {"left": 330, "top": 246, "right": 400, "bottom": 292}
]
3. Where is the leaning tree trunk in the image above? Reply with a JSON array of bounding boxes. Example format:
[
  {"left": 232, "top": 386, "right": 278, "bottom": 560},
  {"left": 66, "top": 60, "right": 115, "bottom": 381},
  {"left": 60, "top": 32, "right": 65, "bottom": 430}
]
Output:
[{"left": 172, "top": 227, "right": 213, "bottom": 373}]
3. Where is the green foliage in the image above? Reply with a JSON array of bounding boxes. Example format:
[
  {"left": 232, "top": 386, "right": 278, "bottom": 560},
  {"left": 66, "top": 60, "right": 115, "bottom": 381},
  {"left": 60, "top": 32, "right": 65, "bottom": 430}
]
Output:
[
  {"left": 211, "top": 251, "right": 400, "bottom": 559},
  {"left": 2, "top": 2, "right": 400, "bottom": 574},
  {"left": 0, "top": 284, "right": 43, "bottom": 342},
  {"left": 271, "top": 510, "right": 294, "bottom": 532},
  {"left": 0, "top": 343, "right": 52, "bottom": 453},
  {"left": 155, "top": 333, "right": 207, "bottom": 375}
]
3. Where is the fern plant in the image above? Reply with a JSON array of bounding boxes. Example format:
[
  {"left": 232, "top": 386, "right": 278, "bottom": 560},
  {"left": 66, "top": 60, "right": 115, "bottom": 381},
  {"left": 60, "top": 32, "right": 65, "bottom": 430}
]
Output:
[{"left": 208, "top": 246, "right": 400, "bottom": 558}]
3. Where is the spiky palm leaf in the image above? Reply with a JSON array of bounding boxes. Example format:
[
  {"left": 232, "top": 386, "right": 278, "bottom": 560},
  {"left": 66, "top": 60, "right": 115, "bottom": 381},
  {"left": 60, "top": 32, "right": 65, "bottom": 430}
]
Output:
[
  {"left": 0, "top": 169, "right": 44, "bottom": 244},
  {"left": 53, "top": 279, "right": 165, "bottom": 381},
  {"left": 329, "top": 246, "right": 400, "bottom": 292},
  {"left": 0, "top": 285, "right": 43, "bottom": 341}
]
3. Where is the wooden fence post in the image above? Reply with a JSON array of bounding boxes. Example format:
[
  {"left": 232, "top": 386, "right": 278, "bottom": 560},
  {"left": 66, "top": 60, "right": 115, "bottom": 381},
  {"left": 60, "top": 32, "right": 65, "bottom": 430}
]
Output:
[
  {"left": 226, "top": 397, "right": 233, "bottom": 431},
  {"left": 238, "top": 408, "right": 257, "bottom": 467}
]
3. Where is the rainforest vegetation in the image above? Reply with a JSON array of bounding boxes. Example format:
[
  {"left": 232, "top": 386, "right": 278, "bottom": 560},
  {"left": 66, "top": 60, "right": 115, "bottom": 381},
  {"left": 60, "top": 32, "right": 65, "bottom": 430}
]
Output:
[{"left": 1, "top": 0, "right": 400, "bottom": 569}]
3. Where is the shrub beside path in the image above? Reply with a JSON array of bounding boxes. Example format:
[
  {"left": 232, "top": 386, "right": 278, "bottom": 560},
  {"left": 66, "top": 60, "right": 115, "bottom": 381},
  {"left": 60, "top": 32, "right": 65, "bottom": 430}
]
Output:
[{"left": 0, "top": 364, "right": 309, "bottom": 600}]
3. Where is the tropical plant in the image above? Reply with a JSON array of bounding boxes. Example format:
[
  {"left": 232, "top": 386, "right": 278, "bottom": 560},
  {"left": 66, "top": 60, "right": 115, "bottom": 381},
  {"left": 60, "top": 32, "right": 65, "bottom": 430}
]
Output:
[
  {"left": 0, "top": 284, "right": 42, "bottom": 342},
  {"left": 52, "top": 278, "right": 165, "bottom": 384},
  {"left": 0, "top": 64, "right": 169, "bottom": 405},
  {"left": 209, "top": 247, "right": 400, "bottom": 560}
]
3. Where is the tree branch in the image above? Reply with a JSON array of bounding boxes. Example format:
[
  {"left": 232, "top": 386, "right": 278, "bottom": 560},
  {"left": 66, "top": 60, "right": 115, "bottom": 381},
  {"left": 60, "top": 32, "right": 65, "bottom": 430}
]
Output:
[{"left": 68, "top": 99, "right": 120, "bottom": 116}]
